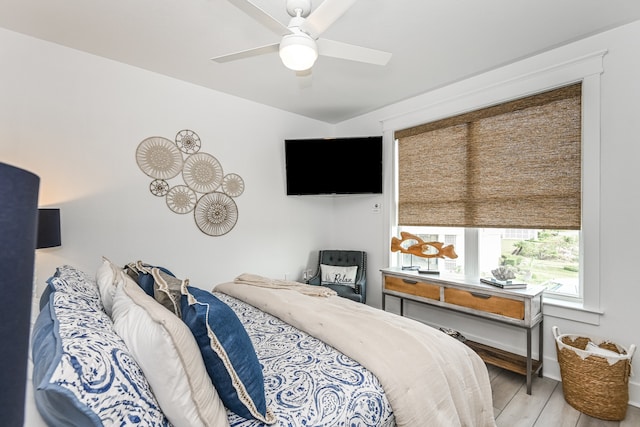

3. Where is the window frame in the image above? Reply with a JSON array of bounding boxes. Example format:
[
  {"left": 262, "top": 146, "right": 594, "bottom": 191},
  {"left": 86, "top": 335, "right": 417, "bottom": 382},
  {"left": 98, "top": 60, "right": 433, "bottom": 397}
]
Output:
[{"left": 383, "top": 50, "right": 606, "bottom": 324}]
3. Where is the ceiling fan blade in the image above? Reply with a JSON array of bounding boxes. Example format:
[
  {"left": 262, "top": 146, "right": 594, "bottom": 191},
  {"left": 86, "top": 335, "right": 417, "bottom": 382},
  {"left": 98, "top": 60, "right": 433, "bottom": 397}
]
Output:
[
  {"left": 317, "top": 38, "right": 392, "bottom": 66},
  {"left": 302, "top": 0, "right": 359, "bottom": 37},
  {"left": 210, "top": 43, "right": 279, "bottom": 63},
  {"left": 226, "top": 0, "right": 290, "bottom": 36},
  {"left": 296, "top": 69, "right": 313, "bottom": 89}
]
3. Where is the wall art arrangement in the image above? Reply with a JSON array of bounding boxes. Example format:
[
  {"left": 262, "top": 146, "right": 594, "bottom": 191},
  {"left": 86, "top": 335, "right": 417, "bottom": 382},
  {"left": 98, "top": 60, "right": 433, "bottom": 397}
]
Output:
[{"left": 135, "top": 129, "right": 244, "bottom": 236}]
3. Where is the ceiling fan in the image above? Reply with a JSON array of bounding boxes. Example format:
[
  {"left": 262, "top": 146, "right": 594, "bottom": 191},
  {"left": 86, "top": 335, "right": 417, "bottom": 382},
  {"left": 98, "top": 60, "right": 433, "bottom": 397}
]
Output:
[{"left": 211, "top": 0, "right": 392, "bottom": 73}]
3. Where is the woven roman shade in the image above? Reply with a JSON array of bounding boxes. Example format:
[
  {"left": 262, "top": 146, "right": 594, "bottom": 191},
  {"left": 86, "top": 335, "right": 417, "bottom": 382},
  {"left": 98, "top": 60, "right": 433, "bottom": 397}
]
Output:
[{"left": 395, "top": 83, "right": 582, "bottom": 229}]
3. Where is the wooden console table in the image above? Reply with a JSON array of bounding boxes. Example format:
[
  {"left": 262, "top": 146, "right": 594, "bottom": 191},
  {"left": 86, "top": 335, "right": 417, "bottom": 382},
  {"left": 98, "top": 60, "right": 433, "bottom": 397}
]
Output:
[{"left": 381, "top": 267, "right": 545, "bottom": 394}]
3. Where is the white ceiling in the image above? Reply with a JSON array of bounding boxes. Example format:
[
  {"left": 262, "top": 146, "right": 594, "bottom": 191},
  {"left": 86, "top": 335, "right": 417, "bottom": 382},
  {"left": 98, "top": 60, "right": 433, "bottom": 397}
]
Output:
[{"left": 2, "top": 0, "right": 640, "bottom": 124}]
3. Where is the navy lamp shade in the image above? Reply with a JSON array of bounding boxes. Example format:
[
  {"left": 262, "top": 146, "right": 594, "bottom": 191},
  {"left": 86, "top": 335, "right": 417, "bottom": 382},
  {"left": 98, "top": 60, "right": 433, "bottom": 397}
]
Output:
[
  {"left": 0, "top": 162, "right": 40, "bottom": 427},
  {"left": 37, "top": 208, "right": 61, "bottom": 249}
]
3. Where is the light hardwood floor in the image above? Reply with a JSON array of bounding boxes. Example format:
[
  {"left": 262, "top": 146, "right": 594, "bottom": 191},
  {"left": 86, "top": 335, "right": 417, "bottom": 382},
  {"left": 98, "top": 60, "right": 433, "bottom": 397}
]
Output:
[{"left": 488, "top": 365, "right": 640, "bottom": 427}]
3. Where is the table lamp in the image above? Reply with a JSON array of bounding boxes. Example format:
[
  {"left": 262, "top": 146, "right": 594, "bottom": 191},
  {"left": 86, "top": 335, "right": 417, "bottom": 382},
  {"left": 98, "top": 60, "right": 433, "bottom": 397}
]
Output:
[
  {"left": 37, "top": 208, "right": 61, "bottom": 249},
  {"left": 0, "top": 162, "right": 40, "bottom": 426}
]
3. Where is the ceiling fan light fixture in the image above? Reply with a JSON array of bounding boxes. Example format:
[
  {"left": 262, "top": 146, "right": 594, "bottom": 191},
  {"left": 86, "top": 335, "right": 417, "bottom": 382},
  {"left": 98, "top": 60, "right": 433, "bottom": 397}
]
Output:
[{"left": 279, "top": 33, "right": 318, "bottom": 71}]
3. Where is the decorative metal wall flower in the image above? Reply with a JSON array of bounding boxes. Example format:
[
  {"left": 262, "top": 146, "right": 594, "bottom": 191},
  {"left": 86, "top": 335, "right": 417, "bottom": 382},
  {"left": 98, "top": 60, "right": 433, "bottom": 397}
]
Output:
[
  {"left": 194, "top": 192, "right": 238, "bottom": 236},
  {"left": 183, "top": 153, "right": 223, "bottom": 194},
  {"left": 221, "top": 173, "right": 245, "bottom": 198},
  {"left": 166, "top": 185, "right": 197, "bottom": 214},
  {"left": 175, "top": 129, "right": 201, "bottom": 154},
  {"left": 135, "top": 129, "right": 245, "bottom": 236},
  {"left": 149, "top": 179, "right": 170, "bottom": 197},
  {"left": 136, "top": 137, "right": 184, "bottom": 180}
]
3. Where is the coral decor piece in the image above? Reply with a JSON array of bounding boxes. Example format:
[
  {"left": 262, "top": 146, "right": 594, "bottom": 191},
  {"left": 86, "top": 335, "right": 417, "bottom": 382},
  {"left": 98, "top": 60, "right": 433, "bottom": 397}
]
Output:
[
  {"left": 491, "top": 266, "right": 516, "bottom": 281},
  {"left": 390, "top": 231, "right": 458, "bottom": 259},
  {"left": 135, "top": 129, "right": 244, "bottom": 236}
]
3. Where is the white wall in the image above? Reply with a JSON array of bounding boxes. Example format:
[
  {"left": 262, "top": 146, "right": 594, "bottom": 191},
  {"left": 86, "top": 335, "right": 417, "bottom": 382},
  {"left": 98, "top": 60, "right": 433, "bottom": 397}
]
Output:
[
  {"left": 335, "top": 20, "right": 640, "bottom": 406},
  {"left": 0, "top": 28, "right": 338, "bottom": 294}
]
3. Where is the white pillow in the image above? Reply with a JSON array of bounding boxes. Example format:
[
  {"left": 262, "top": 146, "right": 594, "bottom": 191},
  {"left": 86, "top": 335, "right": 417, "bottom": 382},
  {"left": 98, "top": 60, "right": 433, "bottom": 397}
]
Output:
[
  {"left": 320, "top": 264, "right": 358, "bottom": 288},
  {"left": 95, "top": 256, "right": 125, "bottom": 316},
  {"left": 111, "top": 275, "right": 229, "bottom": 427}
]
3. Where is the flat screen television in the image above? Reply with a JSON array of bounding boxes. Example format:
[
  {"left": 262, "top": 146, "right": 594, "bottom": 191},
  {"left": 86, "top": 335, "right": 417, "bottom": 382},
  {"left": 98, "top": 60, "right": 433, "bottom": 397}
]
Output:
[{"left": 285, "top": 136, "right": 383, "bottom": 195}]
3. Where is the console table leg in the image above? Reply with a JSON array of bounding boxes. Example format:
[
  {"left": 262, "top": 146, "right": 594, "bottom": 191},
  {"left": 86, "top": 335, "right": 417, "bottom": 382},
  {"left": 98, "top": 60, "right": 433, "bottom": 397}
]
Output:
[
  {"left": 538, "top": 318, "right": 544, "bottom": 377},
  {"left": 526, "top": 327, "right": 533, "bottom": 395}
]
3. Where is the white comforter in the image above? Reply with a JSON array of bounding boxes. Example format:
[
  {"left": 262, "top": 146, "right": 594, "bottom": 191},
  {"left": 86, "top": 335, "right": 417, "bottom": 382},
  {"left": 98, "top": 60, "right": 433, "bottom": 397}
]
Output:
[{"left": 215, "top": 278, "right": 496, "bottom": 427}]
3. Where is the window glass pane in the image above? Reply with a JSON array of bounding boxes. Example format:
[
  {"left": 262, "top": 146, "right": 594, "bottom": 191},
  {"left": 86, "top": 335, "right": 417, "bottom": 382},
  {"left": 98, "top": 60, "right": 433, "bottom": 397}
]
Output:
[
  {"left": 395, "top": 226, "right": 580, "bottom": 299},
  {"left": 478, "top": 228, "right": 580, "bottom": 298}
]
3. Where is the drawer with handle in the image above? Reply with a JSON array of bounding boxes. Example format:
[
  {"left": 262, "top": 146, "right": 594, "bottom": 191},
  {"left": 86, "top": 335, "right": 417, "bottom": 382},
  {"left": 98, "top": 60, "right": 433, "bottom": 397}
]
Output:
[
  {"left": 443, "top": 288, "right": 524, "bottom": 320},
  {"left": 384, "top": 276, "right": 441, "bottom": 300}
]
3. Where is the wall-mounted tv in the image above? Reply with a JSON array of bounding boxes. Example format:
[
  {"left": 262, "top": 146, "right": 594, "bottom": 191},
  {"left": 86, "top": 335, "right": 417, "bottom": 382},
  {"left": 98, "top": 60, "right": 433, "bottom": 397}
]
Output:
[{"left": 285, "top": 136, "right": 383, "bottom": 195}]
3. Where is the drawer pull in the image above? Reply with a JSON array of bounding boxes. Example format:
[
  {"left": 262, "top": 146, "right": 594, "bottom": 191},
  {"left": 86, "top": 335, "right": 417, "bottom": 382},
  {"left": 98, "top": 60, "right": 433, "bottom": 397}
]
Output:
[
  {"left": 402, "top": 279, "right": 418, "bottom": 284},
  {"left": 469, "top": 292, "right": 491, "bottom": 299}
]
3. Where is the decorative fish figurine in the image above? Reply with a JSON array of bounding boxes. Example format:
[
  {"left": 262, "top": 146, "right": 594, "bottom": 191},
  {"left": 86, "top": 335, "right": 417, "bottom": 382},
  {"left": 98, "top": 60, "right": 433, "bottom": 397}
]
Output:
[{"left": 391, "top": 231, "right": 458, "bottom": 259}]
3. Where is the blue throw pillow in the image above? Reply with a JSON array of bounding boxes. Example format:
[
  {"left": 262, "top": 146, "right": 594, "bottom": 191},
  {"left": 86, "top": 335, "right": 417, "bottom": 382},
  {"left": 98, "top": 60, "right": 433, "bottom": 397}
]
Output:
[
  {"left": 38, "top": 283, "right": 54, "bottom": 311},
  {"left": 31, "top": 269, "right": 169, "bottom": 426},
  {"left": 125, "top": 261, "right": 175, "bottom": 297},
  {"left": 31, "top": 300, "right": 100, "bottom": 426},
  {"left": 181, "top": 286, "right": 275, "bottom": 424},
  {"left": 48, "top": 265, "right": 102, "bottom": 308}
]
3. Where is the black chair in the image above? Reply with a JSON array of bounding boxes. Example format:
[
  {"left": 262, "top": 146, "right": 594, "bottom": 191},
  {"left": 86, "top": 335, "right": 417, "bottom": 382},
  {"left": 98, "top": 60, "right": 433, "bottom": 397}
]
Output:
[{"left": 307, "top": 250, "right": 367, "bottom": 303}]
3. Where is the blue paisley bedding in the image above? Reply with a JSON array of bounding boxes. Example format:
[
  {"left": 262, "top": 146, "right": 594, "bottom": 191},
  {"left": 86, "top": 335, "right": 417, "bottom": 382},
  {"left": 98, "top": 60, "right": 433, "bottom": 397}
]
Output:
[{"left": 215, "top": 292, "right": 395, "bottom": 427}]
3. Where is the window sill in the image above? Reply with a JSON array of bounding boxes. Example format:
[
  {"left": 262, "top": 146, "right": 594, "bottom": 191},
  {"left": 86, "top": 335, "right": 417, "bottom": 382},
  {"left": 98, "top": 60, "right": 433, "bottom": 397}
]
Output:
[{"left": 542, "top": 296, "right": 603, "bottom": 325}]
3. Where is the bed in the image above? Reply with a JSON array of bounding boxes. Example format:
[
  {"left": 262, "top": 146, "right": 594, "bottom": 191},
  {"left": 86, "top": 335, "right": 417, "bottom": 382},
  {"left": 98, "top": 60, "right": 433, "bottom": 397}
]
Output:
[{"left": 29, "top": 260, "right": 496, "bottom": 427}]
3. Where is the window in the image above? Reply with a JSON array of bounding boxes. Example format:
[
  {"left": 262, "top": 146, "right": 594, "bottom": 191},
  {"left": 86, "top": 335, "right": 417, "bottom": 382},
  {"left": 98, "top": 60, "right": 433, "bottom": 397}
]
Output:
[
  {"left": 393, "top": 83, "right": 583, "bottom": 300},
  {"left": 384, "top": 50, "right": 604, "bottom": 321}
]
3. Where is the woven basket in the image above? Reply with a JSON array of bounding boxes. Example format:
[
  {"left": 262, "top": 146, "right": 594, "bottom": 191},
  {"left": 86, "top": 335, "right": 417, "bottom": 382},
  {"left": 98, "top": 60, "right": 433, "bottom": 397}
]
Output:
[{"left": 553, "top": 326, "right": 635, "bottom": 421}]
